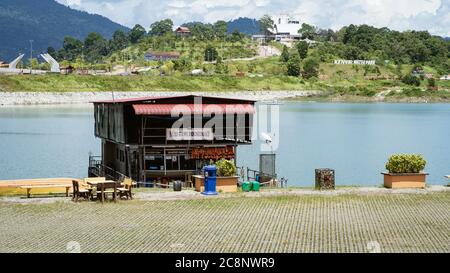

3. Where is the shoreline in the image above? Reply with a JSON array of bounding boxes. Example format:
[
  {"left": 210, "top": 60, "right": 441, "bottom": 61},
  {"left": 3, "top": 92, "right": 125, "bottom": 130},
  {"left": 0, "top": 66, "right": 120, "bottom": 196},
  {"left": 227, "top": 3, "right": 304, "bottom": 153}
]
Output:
[
  {"left": 0, "top": 90, "right": 321, "bottom": 105},
  {"left": 1, "top": 90, "right": 449, "bottom": 105},
  {"left": 290, "top": 95, "right": 450, "bottom": 103}
]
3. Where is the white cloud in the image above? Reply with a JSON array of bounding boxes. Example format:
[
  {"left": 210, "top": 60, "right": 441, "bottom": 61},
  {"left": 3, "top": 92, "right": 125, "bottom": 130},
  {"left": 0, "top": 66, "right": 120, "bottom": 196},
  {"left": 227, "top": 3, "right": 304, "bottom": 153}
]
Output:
[
  {"left": 55, "top": 0, "right": 449, "bottom": 36},
  {"left": 168, "top": 1, "right": 188, "bottom": 8},
  {"left": 60, "top": 0, "right": 82, "bottom": 6}
]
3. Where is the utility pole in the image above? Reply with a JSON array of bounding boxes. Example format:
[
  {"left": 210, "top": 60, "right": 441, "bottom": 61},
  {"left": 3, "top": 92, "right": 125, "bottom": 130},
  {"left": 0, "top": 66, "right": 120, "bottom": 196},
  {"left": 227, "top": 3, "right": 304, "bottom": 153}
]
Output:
[{"left": 29, "top": 40, "right": 33, "bottom": 74}]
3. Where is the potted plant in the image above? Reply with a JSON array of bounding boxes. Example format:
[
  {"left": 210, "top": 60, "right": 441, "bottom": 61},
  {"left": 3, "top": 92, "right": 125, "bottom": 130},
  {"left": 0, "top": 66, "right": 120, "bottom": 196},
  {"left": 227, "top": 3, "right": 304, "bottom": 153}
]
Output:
[
  {"left": 216, "top": 159, "right": 237, "bottom": 177},
  {"left": 382, "top": 154, "right": 428, "bottom": 189},
  {"left": 194, "top": 159, "right": 239, "bottom": 193}
]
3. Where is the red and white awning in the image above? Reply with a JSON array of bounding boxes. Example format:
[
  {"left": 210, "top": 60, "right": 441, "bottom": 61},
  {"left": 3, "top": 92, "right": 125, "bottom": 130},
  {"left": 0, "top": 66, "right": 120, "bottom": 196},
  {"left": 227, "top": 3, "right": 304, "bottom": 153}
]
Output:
[{"left": 132, "top": 104, "right": 255, "bottom": 116}]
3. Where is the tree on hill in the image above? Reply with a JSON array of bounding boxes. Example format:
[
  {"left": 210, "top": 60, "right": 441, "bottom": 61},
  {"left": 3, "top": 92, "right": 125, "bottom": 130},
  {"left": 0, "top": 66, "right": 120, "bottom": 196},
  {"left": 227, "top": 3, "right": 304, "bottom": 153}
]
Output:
[
  {"left": 204, "top": 45, "right": 218, "bottom": 62},
  {"left": 402, "top": 74, "right": 421, "bottom": 86},
  {"left": 84, "top": 32, "right": 110, "bottom": 63},
  {"left": 215, "top": 56, "right": 225, "bottom": 74},
  {"left": 150, "top": 19, "right": 174, "bottom": 36},
  {"left": 280, "top": 45, "right": 290, "bottom": 62},
  {"left": 111, "top": 30, "right": 129, "bottom": 51},
  {"left": 259, "top": 15, "right": 274, "bottom": 36},
  {"left": 85, "top": 32, "right": 104, "bottom": 49},
  {"left": 129, "top": 24, "right": 146, "bottom": 44},
  {"left": 57, "top": 36, "right": 83, "bottom": 61},
  {"left": 317, "top": 29, "right": 337, "bottom": 42},
  {"left": 302, "top": 57, "right": 319, "bottom": 79},
  {"left": 213, "top": 21, "right": 228, "bottom": 39},
  {"left": 343, "top": 45, "right": 364, "bottom": 60},
  {"left": 173, "top": 57, "right": 192, "bottom": 72},
  {"left": 342, "top": 24, "right": 357, "bottom": 44},
  {"left": 299, "top": 23, "right": 317, "bottom": 40},
  {"left": 286, "top": 53, "right": 301, "bottom": 76},
  {"left": 296, "top": 41, "right": 309, "bottom": 59},
  {"left": 229, "top": 30, "right": 245, "bottom": 43},
  {"left": 47, "top": 47, "right": 56, "bottom": 58}
]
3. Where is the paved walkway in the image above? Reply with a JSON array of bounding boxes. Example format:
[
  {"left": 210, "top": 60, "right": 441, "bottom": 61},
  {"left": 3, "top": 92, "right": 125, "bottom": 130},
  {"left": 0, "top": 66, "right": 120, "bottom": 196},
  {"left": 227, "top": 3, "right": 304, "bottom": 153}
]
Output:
[{"left": 0, "top": 187, "right": 448, "bottom": 253}]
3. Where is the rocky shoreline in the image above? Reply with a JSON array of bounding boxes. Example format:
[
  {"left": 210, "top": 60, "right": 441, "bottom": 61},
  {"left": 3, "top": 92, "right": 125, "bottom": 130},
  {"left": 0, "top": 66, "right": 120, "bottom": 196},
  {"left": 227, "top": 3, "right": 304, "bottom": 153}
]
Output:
[
  {"left": 2, "top": 91, "right": 448, "bottom": 105},
  {"left": 0, "top": 90, "right": 322, "bottom": 105}
]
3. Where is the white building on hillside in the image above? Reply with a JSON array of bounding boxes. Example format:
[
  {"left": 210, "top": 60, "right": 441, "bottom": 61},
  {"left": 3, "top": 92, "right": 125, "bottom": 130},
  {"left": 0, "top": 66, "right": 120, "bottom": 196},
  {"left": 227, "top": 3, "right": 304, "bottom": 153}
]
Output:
[{"left": 269, "top": 14, "right": 302, "bottom": 41}]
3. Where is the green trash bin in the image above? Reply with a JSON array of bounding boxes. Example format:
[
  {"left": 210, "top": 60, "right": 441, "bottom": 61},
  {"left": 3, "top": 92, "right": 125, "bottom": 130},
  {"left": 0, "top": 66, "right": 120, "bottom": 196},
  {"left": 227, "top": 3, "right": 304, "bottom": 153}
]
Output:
[
  {"left": 242, "top": 181, "right": 252, "bottom": 192},
  {"left": 252, "top": 181, "right": 260, "bottom": 192}
]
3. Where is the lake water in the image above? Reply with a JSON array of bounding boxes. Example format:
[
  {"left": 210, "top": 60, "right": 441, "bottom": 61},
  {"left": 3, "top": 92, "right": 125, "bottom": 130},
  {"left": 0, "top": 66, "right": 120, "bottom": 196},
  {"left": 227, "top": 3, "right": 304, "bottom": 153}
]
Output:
[{"left": 0, "top": 102, "right": 449, "bottom": 186}]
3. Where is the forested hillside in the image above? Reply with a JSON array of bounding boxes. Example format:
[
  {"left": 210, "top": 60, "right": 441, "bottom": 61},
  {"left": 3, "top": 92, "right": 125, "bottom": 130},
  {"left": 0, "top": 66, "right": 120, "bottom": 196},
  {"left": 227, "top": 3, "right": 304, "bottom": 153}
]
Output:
[{"left": 0, "top": 0, "right": 128, "bottom": 61}]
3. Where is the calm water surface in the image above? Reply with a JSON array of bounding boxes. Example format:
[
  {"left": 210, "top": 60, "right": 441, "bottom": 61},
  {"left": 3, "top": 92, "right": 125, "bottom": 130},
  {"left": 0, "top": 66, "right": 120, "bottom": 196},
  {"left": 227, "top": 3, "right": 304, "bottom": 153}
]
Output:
[{"left": 0, "top": 102, "right": 449, "bottom": 186}]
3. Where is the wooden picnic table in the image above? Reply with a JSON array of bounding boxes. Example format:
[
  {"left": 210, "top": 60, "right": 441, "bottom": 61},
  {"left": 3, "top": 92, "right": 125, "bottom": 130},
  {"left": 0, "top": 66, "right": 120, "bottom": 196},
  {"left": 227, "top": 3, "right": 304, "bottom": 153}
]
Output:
[{"left": 87, "top": 180, "right": 118, "bottom": 203}]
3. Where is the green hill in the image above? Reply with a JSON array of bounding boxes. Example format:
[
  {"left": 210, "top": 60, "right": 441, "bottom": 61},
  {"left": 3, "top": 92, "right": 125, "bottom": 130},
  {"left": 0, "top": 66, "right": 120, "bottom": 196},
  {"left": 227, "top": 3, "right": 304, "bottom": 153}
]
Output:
[{"left": 0, "top": 0, "right": 128, "bottom": 62}]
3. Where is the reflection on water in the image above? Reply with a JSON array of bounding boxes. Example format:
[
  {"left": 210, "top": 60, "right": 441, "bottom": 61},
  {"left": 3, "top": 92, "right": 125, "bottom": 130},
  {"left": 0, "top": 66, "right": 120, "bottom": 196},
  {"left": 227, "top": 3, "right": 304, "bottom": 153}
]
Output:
[{"left": 0, "top": 103, "right": 449, "bottom": 186}]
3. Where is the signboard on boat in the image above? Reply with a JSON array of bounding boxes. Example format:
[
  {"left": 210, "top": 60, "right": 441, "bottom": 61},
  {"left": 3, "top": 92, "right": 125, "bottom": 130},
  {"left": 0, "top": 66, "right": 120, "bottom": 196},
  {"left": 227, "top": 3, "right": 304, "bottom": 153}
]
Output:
[{"left": 166, "top": 128, "right": 214, "bottom": 141}]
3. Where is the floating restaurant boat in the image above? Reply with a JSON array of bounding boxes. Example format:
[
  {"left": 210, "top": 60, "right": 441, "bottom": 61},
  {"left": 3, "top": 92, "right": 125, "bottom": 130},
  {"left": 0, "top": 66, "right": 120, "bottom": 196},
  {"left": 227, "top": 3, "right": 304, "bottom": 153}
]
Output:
[{"left": 89, "top": 95, "right": 256, "bottom": 188}]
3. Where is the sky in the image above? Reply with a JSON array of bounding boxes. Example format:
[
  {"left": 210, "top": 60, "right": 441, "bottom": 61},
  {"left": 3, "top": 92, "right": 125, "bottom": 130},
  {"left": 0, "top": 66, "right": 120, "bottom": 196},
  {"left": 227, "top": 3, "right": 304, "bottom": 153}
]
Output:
[{"left": 56, "top": 0, "right": 450, "bottom": 36}]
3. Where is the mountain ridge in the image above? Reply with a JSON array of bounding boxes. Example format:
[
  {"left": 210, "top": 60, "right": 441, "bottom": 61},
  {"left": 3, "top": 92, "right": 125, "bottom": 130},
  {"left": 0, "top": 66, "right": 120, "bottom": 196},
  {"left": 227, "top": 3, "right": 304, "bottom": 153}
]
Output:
[
  {"left": 0, "top": 0, "right": 128, "bottom": 62},
  {"left": 227, "top": 17, "right": 261, "bottom": 35}
]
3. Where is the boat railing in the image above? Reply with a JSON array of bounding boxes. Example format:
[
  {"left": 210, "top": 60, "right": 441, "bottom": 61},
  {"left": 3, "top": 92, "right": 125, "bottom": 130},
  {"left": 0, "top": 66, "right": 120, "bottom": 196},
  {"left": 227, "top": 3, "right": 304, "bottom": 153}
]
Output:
[{"left": 88, "top": 155, "right": 130, "bottom": 182}]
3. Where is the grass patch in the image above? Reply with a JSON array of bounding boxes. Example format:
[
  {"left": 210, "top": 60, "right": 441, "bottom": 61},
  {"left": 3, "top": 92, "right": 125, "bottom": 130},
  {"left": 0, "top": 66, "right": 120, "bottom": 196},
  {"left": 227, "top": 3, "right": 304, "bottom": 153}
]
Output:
[{"left": 0, "top": 74, "right": 311, "bottom": 92}]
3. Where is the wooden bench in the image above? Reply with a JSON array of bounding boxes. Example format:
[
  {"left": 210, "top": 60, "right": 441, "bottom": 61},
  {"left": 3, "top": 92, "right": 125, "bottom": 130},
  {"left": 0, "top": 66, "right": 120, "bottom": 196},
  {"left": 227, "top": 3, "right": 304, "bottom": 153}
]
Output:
[{"left": 20, "top": 185, "right": 72, "bottom": 198}]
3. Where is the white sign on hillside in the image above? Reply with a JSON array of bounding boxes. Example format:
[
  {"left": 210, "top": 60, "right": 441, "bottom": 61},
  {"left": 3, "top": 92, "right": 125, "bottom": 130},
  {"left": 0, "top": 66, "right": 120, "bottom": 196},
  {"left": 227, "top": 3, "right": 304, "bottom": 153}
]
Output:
[{"left": 334, "top": 60, "right": 376, "bottom": 65}]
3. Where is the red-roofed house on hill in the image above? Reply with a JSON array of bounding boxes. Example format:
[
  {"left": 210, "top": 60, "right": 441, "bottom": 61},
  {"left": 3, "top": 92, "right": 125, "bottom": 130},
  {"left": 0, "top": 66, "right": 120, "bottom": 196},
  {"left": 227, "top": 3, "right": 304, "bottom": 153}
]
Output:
[
  {"left": 89, "top": 95, "right": 255, "bottom": 186},
  {"left": 175, "top": 26, "right": 191, "bottom": 38}
]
